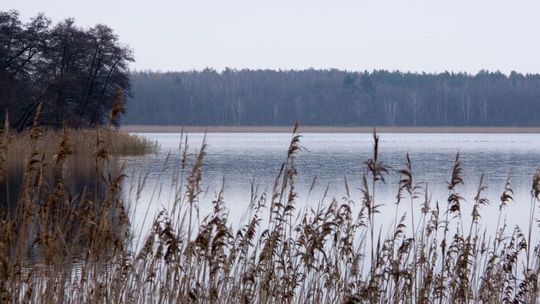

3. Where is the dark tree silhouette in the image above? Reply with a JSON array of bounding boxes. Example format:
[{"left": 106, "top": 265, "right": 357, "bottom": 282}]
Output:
[{"left": 0, "top": 10, "right": 133, "bottom": 130}]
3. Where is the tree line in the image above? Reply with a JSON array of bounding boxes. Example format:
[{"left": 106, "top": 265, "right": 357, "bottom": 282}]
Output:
[
  {"left": 127, "top": 69, "right": 540, "bottom": 126},
  {"left": 0, "top": 11, "right": 132, "bottom": 130}
]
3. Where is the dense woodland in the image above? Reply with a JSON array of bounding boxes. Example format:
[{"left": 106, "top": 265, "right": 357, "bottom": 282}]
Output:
[
  {"left": 0, "top": 11, "right": 132, "bottom": 130},
  {"left": 127, "top": 69, "right": 540, "bottom": 126},
  {"left": 4, "top": 11, "right": 540, "bottom": 128}
]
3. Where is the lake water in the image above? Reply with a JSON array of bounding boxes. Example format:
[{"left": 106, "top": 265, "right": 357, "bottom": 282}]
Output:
[{"left": 121, "top": 132, "right": 540, "bottom": 239}]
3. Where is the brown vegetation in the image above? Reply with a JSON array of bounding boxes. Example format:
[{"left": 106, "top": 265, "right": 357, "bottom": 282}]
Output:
[
  {"left": 1, "top": 119, "right": 540, "bottom": 303},
  {"left": 7, "top": 128, "right": 157, "bottom": 157},
  {"left": 121, "top": 124, "right": 540, "bottom": 134}
]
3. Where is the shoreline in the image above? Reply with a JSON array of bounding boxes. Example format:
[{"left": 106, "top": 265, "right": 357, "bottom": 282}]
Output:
[{"left": 121, "top": 125, "right": 540, "bottom": 134}]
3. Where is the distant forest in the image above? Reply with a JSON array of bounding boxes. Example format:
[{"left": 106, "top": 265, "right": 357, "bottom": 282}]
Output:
[{"left": 127, "top": 69, "right": 540, "bottom": 126}]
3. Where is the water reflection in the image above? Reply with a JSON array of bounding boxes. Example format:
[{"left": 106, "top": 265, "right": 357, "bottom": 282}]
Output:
[
  {"left": 0, "top": 156, "right": 109, "bottom": 213},
  {"left": 122, "top": 133, "right": 540, "bottom": 235}
]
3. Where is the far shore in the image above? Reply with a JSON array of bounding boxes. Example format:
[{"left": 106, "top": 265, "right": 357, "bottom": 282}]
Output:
[{"left": 121, "top": 125, "right": 540, "bottom": 134}]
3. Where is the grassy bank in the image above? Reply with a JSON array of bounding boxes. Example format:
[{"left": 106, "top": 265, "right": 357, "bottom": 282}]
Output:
[
  {"left": 7, "top": 128, "right": 158, "bottom": 156},
  {"left": 0, "top": 127, "right": 158, "bottom": 212},
  {"left": 1, "top": 123, "right": 540, "bottom": 303},
  {"left": 121, "top": 124, "right": 540, "bottom": 134}
]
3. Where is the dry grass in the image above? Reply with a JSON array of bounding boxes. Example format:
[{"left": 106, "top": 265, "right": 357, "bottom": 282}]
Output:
[
  {"left": 122, "top": 124, "right": 540, "bottom": 134},
  {"left": 2, "top": 121, "right": 540, "bottom": 303},
  {"left": 7, "top": 128, "right": 158, "bottom": 157}
]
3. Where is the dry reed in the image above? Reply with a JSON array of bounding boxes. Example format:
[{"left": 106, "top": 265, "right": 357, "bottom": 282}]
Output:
[{"left": 1, "top": 122, "right": 540, "bottom": 303}]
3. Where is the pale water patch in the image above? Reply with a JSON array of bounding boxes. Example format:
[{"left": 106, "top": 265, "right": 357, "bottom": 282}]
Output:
[{"left": 121, "top": 132, "right": 540, "bottom": 244}]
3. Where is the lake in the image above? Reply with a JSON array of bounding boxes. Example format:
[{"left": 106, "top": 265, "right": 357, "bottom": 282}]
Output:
[{"left": 121, "top": 132, "right": 540, "bottom": 240}]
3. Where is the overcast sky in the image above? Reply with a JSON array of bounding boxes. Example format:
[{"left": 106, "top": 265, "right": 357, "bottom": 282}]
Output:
[{"left": 3, "top": 0, "right": 540, "bottom": 73}]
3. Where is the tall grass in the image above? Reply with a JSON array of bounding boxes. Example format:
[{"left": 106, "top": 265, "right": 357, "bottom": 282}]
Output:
[
  {"left": 7, "top": 128, "right": 158, "bottom": 157},
  {"left": 1, "top": 120, "right": 540, "bottom": 303}
]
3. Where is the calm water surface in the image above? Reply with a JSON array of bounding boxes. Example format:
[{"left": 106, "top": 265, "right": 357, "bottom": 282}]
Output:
[{"left": 122, "top": 133, "right": 540, "bottom": 237}]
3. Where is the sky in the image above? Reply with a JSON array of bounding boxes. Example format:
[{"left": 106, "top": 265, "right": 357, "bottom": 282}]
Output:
[{"left": 3, "top": 0, "right": 540, "bottom": 74}]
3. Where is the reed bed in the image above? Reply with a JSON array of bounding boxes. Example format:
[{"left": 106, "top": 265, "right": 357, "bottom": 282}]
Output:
[
  {"left": 6, "top": 128, "right": 158, "bottom": 157},
  {"left": 1, "top": 120, "right": 540, "bottom": 303}
]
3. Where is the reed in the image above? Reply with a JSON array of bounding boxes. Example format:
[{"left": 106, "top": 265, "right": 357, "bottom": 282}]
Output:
[
  {"left": 7, "top": 128, "right": 158, "bottom": 157},
  {"left": 1, "top": 123, "right": 540, "bottom": 303}
]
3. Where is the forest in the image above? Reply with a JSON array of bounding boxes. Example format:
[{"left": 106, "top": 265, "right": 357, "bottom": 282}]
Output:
[
  {"left": 127, "top": 69, "right": 540, "bottom": 126},
  {"left": 0, "top": 11, "right": 132, "bottom": 130},
  {"left": 4, "top": 10, "right": 540, "bottom": 129}
]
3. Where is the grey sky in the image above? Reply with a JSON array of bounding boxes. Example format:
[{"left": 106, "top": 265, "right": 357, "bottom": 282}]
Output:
[{"left": 3, "top": 0, "right": 540, "bottom": 73}]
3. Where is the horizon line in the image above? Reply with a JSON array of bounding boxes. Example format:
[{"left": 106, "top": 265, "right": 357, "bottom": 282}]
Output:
[{"left": 130, "top": 67, "right": 540, "bottom": 76}]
